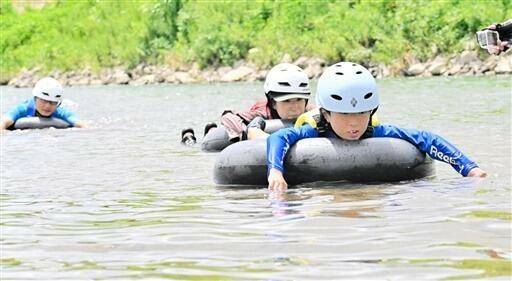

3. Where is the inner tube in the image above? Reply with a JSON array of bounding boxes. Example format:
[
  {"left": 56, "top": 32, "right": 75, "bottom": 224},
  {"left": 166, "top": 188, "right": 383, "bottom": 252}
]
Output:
[
  {"left": 12, "top": 117, "right": 71, "bottom": 130},
  {"left": 201, "top": 119, "right": 294, "bottom": 152},
  {"left": 214, "top": 138, "right": 435, "bottom": 186}
]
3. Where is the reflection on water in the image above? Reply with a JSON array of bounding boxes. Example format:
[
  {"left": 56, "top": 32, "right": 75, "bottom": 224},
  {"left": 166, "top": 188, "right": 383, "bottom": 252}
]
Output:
[
  {"left": 1, "top": 76, "right": 511, "bottom": 279},
  {"left": 266, "top": 184, "right": 390, "bottom": 220}
]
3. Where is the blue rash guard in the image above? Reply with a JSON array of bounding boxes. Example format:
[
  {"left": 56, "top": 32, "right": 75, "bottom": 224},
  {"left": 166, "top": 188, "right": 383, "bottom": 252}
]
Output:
[
  {"left": 5, "top": 99, "right": 78, "bottom": 126},
  {"left": 267, "top": 124, "right": 479, "bottom": 177}
]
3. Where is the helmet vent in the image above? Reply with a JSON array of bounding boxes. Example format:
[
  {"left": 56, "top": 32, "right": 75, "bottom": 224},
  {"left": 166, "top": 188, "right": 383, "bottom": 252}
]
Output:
[
  {"left": 364, "top": 92, "right": 373, "bottom": 99},
  {"left": 42, "top": 92, "right": 49, "bottom": 96},
  {"left": 335, "top": 72, "right": 344, "bottom": 75},
  {"left": 278, "top": 82, "right": 291, "bottom": 86},
  {"left": 335, "top": 64, "right": 342, "bottom": 67},
  {"left": 56, "top": 95, "right": 61, "bottom": 98},
  {"left": 356, "top": 71, "right": 362, "bottom": 74},
  {"left": 330, "top": 94, "right": 342, "bottom": 101},
  {"left": 299, "top": 82, "right": 308, "bottom": 87},
  {"left": 352, "top": 63, "right": 357, "bottom": 66}
]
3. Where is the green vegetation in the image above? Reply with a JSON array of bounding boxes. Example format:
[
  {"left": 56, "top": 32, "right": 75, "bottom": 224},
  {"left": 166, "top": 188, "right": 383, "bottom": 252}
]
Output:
[
  {"left": 0, "top": 258, "right": 22, "bottom": 266},
  {"left": 0, "top": 0, "right": 152, "bottom": 79},
  {"left": 448, "top": 259, "right": 512, "bottom": 280},
  {"left": 437, "top": 242, "right": 482, "bottom": 248},
  {"left": 463, "top": 210, "right": 512, "bottom": 221},
  {"left": 384, "top": 258, "right": 512, "bottom": 280},
  {"left": 1, "top": 0, "right": 511, "bottom": 79},
  {"left": 62, "top": 260, "right": 107, "bottom": 270}
]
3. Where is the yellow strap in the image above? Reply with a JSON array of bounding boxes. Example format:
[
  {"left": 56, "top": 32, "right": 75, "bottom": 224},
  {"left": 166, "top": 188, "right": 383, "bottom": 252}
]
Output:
[
  {"left": 371, "top": 114, "right": 380, "bottom": 126},
  {"left": 294, "top": 108, "right": 320, "bottom": 128}
]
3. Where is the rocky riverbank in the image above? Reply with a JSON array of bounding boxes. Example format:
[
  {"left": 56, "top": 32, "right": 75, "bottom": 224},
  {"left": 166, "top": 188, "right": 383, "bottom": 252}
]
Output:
[{"left": 6, "top": 49, "right": 511, "bottom": 88}]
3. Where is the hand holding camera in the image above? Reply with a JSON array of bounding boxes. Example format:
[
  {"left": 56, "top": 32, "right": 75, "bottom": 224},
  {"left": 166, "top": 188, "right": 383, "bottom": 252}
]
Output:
[{"left": 476, "top": 19, "right": 512, "bottom": 55}]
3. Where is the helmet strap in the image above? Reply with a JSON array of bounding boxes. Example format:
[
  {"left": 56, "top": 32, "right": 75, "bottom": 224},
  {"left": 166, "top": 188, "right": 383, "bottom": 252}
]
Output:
[
  {"left": 371, "top": 106, "right": 379, "bottom": 115},
  {"left": 368, "top": 106, "right": 378, "bottom": 126}
]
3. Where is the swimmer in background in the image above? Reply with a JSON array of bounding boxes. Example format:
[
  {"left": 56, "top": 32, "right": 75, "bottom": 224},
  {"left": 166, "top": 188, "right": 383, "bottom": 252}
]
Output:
[{"left": 1, "top": 77, "right": 87, "bottom": 130}]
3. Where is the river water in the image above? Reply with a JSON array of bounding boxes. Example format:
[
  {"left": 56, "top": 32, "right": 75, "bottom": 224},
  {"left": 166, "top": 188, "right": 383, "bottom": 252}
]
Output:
[{"left": 1, "top": 76, "right": 511, "bottom": 280}]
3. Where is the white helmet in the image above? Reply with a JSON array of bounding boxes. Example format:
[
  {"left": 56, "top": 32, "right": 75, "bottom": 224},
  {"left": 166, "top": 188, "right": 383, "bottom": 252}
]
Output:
[
  {"left": 264, "top": 63, "right": 311, "bottom": 101},
  {"left": 316, "top": 62, "right": 379, "bottom": 113},
  {"left": 32, "top": 77, "right": 63, "bottom": 104}
]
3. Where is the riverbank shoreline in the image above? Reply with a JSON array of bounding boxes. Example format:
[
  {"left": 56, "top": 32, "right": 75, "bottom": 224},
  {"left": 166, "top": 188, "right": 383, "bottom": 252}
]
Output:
[{"left": 6, "top": 50, "right": 511, "bottom": 88}]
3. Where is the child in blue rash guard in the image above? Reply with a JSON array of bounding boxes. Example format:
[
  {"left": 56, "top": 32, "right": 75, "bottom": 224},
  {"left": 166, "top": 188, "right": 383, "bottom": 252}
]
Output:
[
  {"left": 266, "top": 62, "right": 487, "bottom": 190},
  {"left": 1, "top": 77, "right": 87, "bottom": 130}
]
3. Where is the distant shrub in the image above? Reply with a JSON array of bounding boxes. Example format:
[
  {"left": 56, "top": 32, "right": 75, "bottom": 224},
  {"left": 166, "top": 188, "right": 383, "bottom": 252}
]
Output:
[
  {"left": 1, "top": 0, "right": 510, "bottom": 77},
  {"left": 1, "top": 0, "right": 151, "bottom": 78}
]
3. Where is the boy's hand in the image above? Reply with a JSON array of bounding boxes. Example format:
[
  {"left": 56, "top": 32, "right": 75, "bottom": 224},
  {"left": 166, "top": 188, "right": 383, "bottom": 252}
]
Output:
[
  {"left": 247, "top": 127, "right": 269, "bottom": 140},
  {"left": 246, "top": 117, "right": 269, "bottom": 140},
  {"left": 74, "top": 121, "right": 88, "bottom": 128},
  {"left": 268, "top": 168, "right": 288, "bottom": 191},
  {"left": 1, "top": 118, "right": 14, "bottom": 130},
  {"left": 467, "top": 167, "right": 487, "bottom": 178}
]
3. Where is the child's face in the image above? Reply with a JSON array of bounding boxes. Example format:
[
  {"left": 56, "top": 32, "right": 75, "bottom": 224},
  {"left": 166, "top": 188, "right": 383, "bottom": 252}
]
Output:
[
  {"left": 35, "top": 97, "right": 58, "bottom": 117},
  {"left": 274, "top": 98, "right": 306, "bottom": 119},
  {"left": 322, "top": 110, "right": 371, "bottom": 140}
]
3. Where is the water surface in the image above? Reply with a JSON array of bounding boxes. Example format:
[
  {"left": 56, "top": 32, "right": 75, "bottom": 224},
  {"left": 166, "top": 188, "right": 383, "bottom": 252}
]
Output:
[{"left": 1, "top": 76, "right": 511, "bottom": 280}]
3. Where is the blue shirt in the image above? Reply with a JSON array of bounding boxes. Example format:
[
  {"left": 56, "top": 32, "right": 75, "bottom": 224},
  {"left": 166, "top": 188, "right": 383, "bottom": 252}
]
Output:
[
  {"left": 267, "top": 124, "right": 479, "bottom": 177},
  {"left": 5, "top": 99, "right": 78, "bottom": 126}
]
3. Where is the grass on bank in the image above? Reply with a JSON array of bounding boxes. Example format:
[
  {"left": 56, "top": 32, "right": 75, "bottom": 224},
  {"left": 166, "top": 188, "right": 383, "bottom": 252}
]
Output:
[
  {"left": 1, "top": 0, "right": 511, "bottom": 80},
  {"left": 0, "top": 0, "right": 152, "bottom": 79}
]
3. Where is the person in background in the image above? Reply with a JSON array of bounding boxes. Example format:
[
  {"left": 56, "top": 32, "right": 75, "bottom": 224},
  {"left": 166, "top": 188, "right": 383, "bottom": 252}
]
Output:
[
  {"left": 181, "top": 63, "right": 315, "bottom": 144},
  {"left": 1, "top": 77, "right": 87, "bottom": 130},
  {"left": 477, "top": 19, "right": 512, "bottom": 55},
  {"left": 266, "top": 62, "right": 487, "bottom": 191}
]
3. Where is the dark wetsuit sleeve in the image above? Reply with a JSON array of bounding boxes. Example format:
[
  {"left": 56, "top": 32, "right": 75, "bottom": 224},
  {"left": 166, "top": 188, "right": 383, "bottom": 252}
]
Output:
[
  {"left": 373, "top": 124, "right": 479, "bottom": 176},
  {"left": 267, "top": 124, "right": 318, "bottom": 174}
]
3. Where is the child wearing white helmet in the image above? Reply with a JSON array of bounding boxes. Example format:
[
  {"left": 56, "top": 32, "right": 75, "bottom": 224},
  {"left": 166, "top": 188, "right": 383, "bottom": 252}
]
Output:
[
  {"left": 181, "top": 63, "right": 315, "bottom": 144},
  {"left": 1, "top": 77, "right": 86, "bottom": 130},
  {"left": 267, "top": 62, "right": 487, "bottom": 190}
]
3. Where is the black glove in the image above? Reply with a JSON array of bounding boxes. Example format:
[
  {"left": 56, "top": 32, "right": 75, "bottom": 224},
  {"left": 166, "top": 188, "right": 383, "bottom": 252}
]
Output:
[{"left": 496, "top": 19, "right": 512, "bottom": 42}]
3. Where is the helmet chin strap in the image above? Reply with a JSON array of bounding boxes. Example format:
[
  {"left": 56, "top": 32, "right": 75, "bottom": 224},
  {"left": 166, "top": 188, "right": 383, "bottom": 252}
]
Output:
[
  {"left": 371, "top": 106, "right": 379, "bottom": 115},
  {"left": 369, "top": 106, "right": 378, "bottom": 126}
]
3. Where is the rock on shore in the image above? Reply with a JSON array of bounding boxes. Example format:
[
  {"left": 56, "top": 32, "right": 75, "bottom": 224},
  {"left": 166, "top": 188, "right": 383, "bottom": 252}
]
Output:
[{"left": 6, "top": 51, "right": 511, "bottom": 88}]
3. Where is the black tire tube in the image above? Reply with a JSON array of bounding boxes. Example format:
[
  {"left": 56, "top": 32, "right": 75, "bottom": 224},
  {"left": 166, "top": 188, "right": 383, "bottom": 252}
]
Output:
[
  {"left": 214, "top": 137, "right": 435, "bottom": 186},
  {"left": 12, "top": 117, "right": 71, "bottom": 130},
  {"left": 201, "top": 119, "right": 294, "bottom": 152}
]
